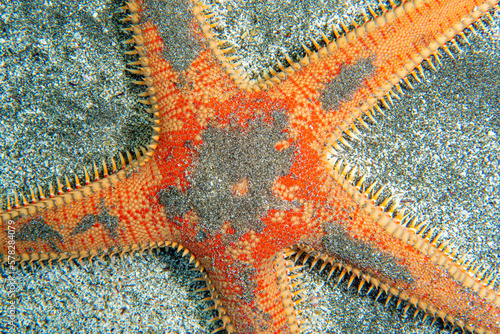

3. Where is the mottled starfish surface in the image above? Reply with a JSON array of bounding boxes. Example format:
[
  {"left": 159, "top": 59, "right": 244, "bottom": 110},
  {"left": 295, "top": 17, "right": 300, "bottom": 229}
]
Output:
[{"left": 2, "top": 0, "right": 500, "bottom": 333}]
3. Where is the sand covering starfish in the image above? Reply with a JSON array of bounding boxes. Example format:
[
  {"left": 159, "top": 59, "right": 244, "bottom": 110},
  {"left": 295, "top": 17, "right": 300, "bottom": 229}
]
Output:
[{"left": 1, "top": 0, "right": 500, "bottom": 333}]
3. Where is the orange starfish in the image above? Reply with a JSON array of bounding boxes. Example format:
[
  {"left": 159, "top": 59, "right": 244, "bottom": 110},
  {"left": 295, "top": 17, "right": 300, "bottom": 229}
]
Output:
[{"left": 2, "top": 0, "right": 500, "bottom": 333}]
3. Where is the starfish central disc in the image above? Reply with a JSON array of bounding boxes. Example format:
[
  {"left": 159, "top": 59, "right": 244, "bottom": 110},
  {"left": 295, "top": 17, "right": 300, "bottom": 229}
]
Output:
[{"left": 158, "top": 110, "right": 297, "bottom": 240}]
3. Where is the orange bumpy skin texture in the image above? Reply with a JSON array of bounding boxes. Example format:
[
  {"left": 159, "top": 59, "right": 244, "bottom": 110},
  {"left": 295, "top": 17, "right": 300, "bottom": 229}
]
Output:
[{"left": 1, "top": 0, "right": 499, "bottom": 333}]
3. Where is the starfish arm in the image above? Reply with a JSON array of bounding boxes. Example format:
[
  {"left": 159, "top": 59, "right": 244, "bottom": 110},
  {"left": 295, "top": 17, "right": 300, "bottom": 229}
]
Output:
[
  {"left": 313, "top": 198, "right": 500, "bottom": 333},
  {"left": 269, "top": 0, "right": 498, "bottom": 142},
  {"left": 0, "top": 154, "right": 182, "bottom": 261},
  {"left": 193, "top": 253, "right": 301, "bottom": 333}
]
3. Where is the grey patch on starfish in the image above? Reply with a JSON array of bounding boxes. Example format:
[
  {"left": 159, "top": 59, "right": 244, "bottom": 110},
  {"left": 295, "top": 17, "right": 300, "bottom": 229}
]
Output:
[
  {"left": 15, "top": 218, "right": 63, "bottom": 251},
  {"left": 238, "top": 266, "right": 258, "bottom": 303},
  {"left": 322, "top": 223, "right": 413, "bottom": 283},
  {"left": 158, "top": 111, "right": 298, "bottom": 239},
  {"left": 231, "top": 263, "right": 272, "bottom": 331},
  {"left": 158, "top": 186, "right": 191, "bottom": 222},
  {"left": 320, "top": 57, "right": 376, "bottom": 112},
  {"left": 142, "top": 0, "right": 202, "bottom": 72},
  {"left": 72, "top": 204, "right": 119, "bottom": 239},
  {"left": 248, "top": 306, "right": 272, "bottom": 332}
]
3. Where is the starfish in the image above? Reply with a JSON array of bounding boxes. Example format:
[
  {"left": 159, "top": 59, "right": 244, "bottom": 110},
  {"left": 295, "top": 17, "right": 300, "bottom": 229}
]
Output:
[{"left": 1, "top": 0, "right": 500, "bottom": 333}]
